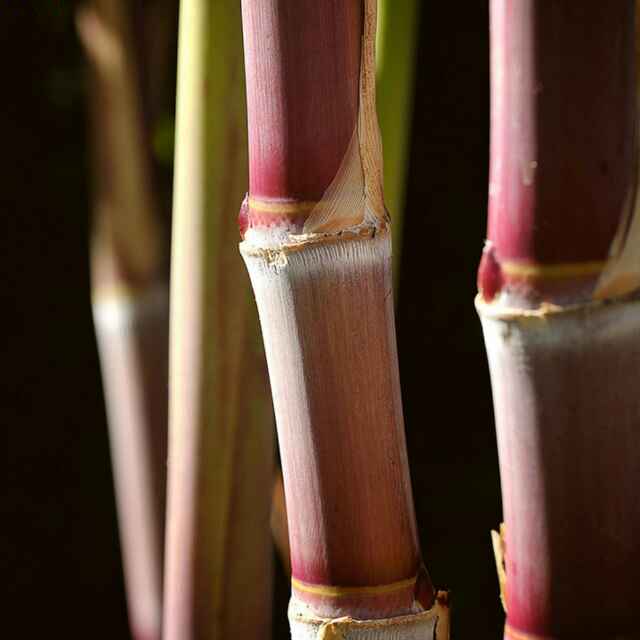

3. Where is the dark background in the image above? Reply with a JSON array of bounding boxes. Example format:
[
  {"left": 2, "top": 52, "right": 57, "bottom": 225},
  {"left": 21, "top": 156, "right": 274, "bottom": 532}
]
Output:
[{"left": 3, "top": 1, "right": 500, "bottom": 637}]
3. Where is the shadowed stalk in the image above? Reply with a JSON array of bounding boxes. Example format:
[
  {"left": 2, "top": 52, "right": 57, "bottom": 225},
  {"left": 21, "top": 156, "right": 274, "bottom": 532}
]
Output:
[
  {"left": 162, "top": 0, "right": 273, "bottom": 638},
  {"left": 477, "top": 2, "right": 640, "bottom": 638},
  {"left": 271, "top": 471, "right": 291, "bottom": 576},
  {"left": 77, "top": 2, "right": 168, "bottom": 638}
]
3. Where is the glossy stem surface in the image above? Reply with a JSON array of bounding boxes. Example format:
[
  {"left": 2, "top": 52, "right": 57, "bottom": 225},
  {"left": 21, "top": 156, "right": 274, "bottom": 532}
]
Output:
[
  {"left": 481, "top": 1, "right": 635, "bottom": 303},
  {"left": 240, "top": 0, "right": 362, "bottom": 230}
]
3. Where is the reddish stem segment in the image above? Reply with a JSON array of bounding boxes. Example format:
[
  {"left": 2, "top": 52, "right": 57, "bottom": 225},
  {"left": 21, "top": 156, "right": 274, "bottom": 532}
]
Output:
[
  {"left": 240, "top": 0, "right": 362, "bottom": 232},
  {"left": 240, "top": 0, "right": 432, "bottom": 619},
  {"left": 481, "top": 1, "right": 635, "bottom": 303}
]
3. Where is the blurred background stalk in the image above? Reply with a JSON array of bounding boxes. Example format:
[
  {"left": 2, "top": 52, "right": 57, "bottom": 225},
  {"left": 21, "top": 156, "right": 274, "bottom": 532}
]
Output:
[
  {"left": 77, "top": 1, "right": 170, "bottom": 638},
  {"left": 162, "top": 0, "right": 273, "bottom": 638},
  {"left": 376, "top": 0, "right": 420, "bottom": 282}
]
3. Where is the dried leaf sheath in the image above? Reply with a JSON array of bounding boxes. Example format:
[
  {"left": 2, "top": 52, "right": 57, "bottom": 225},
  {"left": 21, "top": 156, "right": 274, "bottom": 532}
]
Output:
[{"left": 163, "top": 0, "right": 272, "bottom": 637}]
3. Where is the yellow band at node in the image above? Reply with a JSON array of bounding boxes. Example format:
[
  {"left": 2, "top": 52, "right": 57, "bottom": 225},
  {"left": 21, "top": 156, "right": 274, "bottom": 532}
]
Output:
[
  {"left": 248, "top": 197, "right": 318, "bottom": 216},
  {"left": 291, "top": 575, "right": 417, "bottom": 598},
  {"left": 504, "top": 624, "right": 549, "bottom": 640},
  {"left": 501, "top": 259, "right": 606, "bottom": 280}
]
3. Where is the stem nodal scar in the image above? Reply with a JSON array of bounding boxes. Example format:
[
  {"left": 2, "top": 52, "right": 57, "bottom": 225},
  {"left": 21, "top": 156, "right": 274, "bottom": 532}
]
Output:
[
  {"left": 248, "top": 197, "right": 318, "bottom": 216},
  {"left": 291, "top": 575, "right": 417, "bottom": 599}
]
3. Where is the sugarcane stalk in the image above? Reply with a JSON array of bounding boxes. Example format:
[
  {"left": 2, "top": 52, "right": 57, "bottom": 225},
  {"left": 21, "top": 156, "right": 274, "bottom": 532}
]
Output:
[
  {"left": 477, "top": 2, "right": 640, "bottom": 638},
  {"left": 239, "top": 1, "right": 449, "bottom": 637},
  {"left": 162, "top": 0, "right": 273, "bottom": 637},
  {"left": 77, "top": 3, "right": 167, "bottom": 638}
]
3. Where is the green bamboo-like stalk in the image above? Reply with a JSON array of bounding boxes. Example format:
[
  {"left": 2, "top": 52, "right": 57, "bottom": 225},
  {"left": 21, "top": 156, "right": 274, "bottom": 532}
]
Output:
[
  {"left": 376, "top": 0, "right": 420, "bottom": 281},
  {"left": 77, "top": 2, "right": 168, "bottom": 638},
  {"left": 163, "top": 0, "right": 273, "bottom": 638}
]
